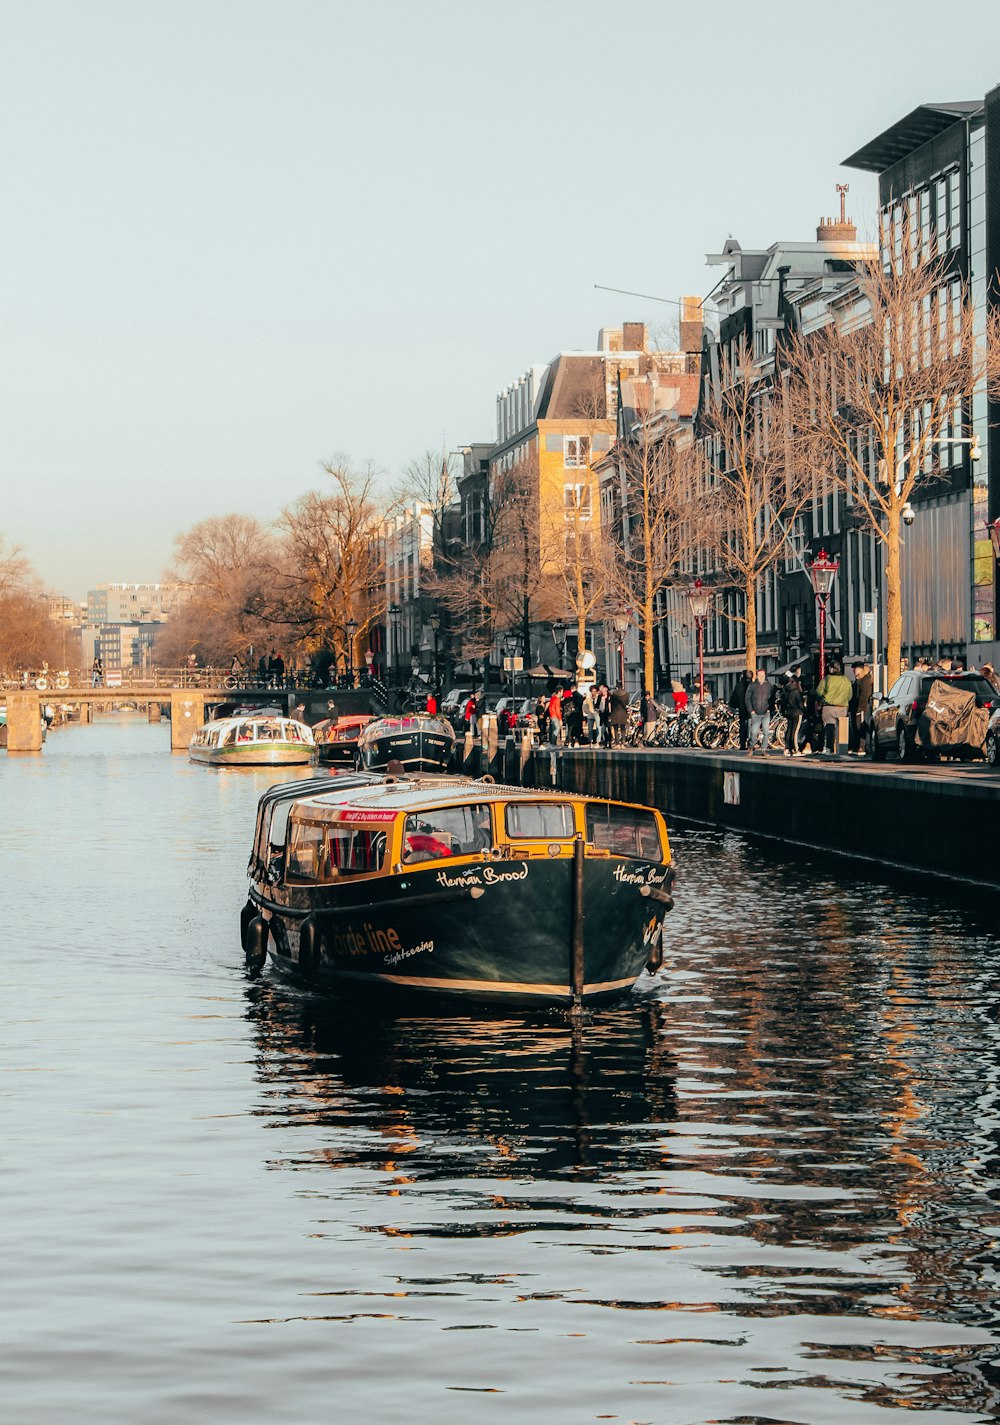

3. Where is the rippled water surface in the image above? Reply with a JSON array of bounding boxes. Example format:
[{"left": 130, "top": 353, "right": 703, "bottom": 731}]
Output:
[{"left": 5, "top": 716, "right": 1000, "bottom": 1424}]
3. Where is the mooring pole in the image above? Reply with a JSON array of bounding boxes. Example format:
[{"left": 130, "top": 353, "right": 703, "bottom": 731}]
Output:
[{"left": 570, "top": 834, "right": 585, "bottom": 1009}]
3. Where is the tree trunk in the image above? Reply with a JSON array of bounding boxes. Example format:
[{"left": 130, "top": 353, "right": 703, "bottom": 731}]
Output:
[
  {"left": 744, "top": 575, "right": 757, "bottom": 672},
  {"left": 642, "top": 589, "right": 654, "bottom": 695},
  {"left": 884, "top": 512, "right": 902, "bottom": 688}
]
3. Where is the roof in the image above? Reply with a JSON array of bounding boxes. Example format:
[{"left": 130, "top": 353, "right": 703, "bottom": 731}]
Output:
[
  {"left": 295, "top": 776, "right": 596, "bottom": 815},
  {"left": 843, "top": 101, "right": 981, "bottom": 172}
]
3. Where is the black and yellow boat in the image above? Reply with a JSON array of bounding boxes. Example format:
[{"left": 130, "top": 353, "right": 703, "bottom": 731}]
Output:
[{"left": 241, "top": 773, "right": 674, "bottom": 1007}]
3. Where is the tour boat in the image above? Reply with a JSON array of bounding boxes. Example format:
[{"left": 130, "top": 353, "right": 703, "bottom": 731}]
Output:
[
  {"left": 313, "top": 713, "right": 373, "bottom": 766},
  {"left": 355, "top": 712, "right": 456, "bottom": 773},
  {"left": 240, "top": 773, "right": 674, "bottom": 1005},
  {"left": 188, "top": 712, "right": 315, "bottom": 766}
]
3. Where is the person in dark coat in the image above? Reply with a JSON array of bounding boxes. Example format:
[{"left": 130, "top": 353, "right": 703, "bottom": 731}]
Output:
[
  {"left": 608, "top": 685, "right": 630, "bottom": 746},
  {"left": 729, "top": 670, "right": 753, "bottom": 750},
  {"left": 567, "top": 688, "right": 584, "bottom": 746},
  {"left": 781, "top": 670, "right": 806, "bottom": 757},
  {"left": 849, "top": 660, "right": 873, "bottom": 755}
]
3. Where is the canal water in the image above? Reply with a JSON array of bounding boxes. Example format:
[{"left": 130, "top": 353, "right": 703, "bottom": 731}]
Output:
[{"left": 5, "top": 715, "right": 1000, "bottom": 1424}]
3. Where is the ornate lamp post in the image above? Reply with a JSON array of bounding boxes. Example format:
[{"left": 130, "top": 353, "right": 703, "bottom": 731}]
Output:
[
  {"left": 611, "top": 611, "right": 630, "bottom": 688},
  {"left": 430, "top": 612, "right": 441, "bottom": 692},
  {"left": 345, "top": 618, "right": 357, "bottom": 687},
  {"left": 685, "top": 580, "right": 713, "bottom": 703},
  {"left": 551, "top": 620, "right": 566, "bottom": 673},
  {"left": 388, "top": 604, "right": 400, "bottom": 685},
  {"left": 806, "top": 549, "right": 840, "bottom": 680}
]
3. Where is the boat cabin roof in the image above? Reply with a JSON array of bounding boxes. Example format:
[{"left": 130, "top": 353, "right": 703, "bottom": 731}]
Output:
[{"left": 289, "top": 774, "right": 640, "bottom": 818}]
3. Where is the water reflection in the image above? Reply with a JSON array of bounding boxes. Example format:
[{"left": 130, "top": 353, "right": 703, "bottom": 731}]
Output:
[{"left": 241, "top": 825, "right": 1000, "bottom": 1421}]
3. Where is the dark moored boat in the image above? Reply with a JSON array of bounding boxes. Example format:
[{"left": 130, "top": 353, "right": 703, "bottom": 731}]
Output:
[
  {"left": 356, "top": 713, "right": 455, "bottom": 773},
  {"left": 241, "top": 773, "right": 675, "bottom": 1006},
  {"left": 313, "top": 713, "right": 373, "bottom": 766}
]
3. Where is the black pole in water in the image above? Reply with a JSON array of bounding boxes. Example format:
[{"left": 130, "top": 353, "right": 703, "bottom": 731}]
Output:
[{"left": 570, "top": 834, "right": 585, "bottom": 1008}]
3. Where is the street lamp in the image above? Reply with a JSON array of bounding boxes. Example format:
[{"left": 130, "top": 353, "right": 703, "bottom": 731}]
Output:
[
  {"left": 611, "top": 611, "right": 630, "bottom": 688},
  {"left": 345, "top": 618, "right": 357, "bottom": 687},
  {"left": 430, "top": 612, "right": 441, "bottom": 692},
  {"left": 551, "top": 620, "right": 566, "bottom": 672},
  {"left": 685, "top": 580, "right": 713, "bottom": 703},
  {"left": 388, "top": 604, "right": 400, "bottom": 685},
  {"left": 806, "top": 549, "right": 840, "bottom": 680}
]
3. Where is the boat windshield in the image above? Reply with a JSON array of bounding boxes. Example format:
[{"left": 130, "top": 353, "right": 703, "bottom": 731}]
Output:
[
  {"left": 504, "top": 802, "right": 574, "bottom": 839},
  {"left": 402, "top": 804, "right": 492, "bottom": 863},
  {"left": 286, "top": 819, "right": 387, "bottom": 882},
  {"left": 585, "top": 803, "right": 663, "bottom": 860}
]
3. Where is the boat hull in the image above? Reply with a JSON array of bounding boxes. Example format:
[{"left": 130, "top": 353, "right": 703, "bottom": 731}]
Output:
[
  {"left": 250, "top": 856, "right": 668, "bottom": 1006},
  {"left": 356, "top": 721, "right": 455, "bottom": 774},
  {"left": 190, "top": 743, "right": 314, "bottom": 766}
]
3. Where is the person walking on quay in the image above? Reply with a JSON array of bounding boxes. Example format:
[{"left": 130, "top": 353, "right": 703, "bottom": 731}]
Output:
[
  {"left": 471, "top": 691, "right": 485, "bottom": 739},
  {"left": 848, "top": 659, "right": 873, "bottom": 756},
  {"left": 257, "top": 653, "right": 268, "bottom": 687},
  {"left": 566, "top": 686, "right": 584, "bottom": 746},
  {"left": 815, "top": 661, "right": 853, "bottom": 757},
  {"left": 640, "top": 689, "right": 657, "bottom": 744},
  {"left": 608, "top": 684, "right": 629, "bottom": 746},
  {"left": 534, "top": 693, "right": 549, "bottom": 743},
  {"left": 547, "top": 687, "right": 563, "bottom": 746},
  {"left": 730, "top": 668, "right": 753, "bottom": 750},
  {"left": 781, "top": 669, "right": 805, "bottom": 757},
  {"left": 582, "top": 686, "right": 599, "bottom": 745},
  {"left": 745, "top": 667, "right": 775, "bottom": 756},
  {"left": 595, "top": 683, "right": 610, "bottom": 746},
  {"left": 425, "top": 690, "right": 437, "bottom": 716},
  {"left": 91, "top": 656, "right": 103, "bottom": 688}
]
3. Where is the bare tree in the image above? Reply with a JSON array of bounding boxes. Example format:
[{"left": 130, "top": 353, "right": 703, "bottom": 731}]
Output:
[
  {"left": 602, "top": 414, "right": 716, "bottom": 693},
  {"left": 785, "top": 217, "right": 978, "bottom": 686},
  {"left": 261, "top": 462, "right": 390, "bottom": 676},
  {"left": 701, "top": 334, "right": 813, "bottom": 671},
  {"left": 0, "top": 536, "right": 29, "bottom": 596},
  {"left": 162, "top": 512, "right": 275, "bottom": 665}
]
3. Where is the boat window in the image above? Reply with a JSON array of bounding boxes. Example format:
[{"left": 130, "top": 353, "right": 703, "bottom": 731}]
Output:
[
  {"left": 505, "top": 802, "right": 574, "bottom": 840},
  {"left": 402, "top": 804, "right": 492, "bottom": 862},
  {"left": 286, "top": 820, "right": 386, "bottom": 881},
  {"left": 238, "top": 723, "right": 257, "bottom": 742},
  {"left": 223, "top": 726, "right": 239, "bottom": 746},
  {"left": 585, "top": 804, "right": 663, "bottom": 860}
]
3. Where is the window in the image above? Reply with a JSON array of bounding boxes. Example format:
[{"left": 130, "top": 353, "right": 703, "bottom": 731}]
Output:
[
  {"left": 286, "top": 820, "right": 386, "bottom": 881},
  {"left": 505, "top": 802, "right": 574, "bottom": 839},
  {"left": 563, "top": 483, "right": 592, "bottom": 516},
  {"left": 586, "top": 804, "right": 663, "bottom": 860},
  {"left": 402, "top": 804, "right": 492, "bottom": 862},
  {"left": 545, "top": 433, "right": 563, "bottom": 452},
  {"left": 564, "top": 435, "right": 590, "bottom": 468}
]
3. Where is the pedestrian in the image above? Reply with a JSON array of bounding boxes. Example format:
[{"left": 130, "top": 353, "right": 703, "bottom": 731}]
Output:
[
  {"left": 463, "top": 693, "right": 476, "bottom": 733},
  {"left": 582, "top": 687, "right": 599, "bottom": 744},
  {"left": 848, "top": 659, "right": 873, "bottom": 756},
  {"left": 815, "top": 661, "right": 853, "bottom": 757},
  {"left": 257, "top": 654, "right": 268, "bottom": 686},
  {"left": 744, "top": 667, "right": 775, "bottom": 756},
  {"left": 781, "top": 669, "right": 805, "bottom": 757},
  {"left": 730, "top": 668, "right": 753, "bottom": 750},
  {"left": 470, "top": 692, "right": 483, "bottom": 739},
  {"left": 534, "top": 694, "right": 549, "bottom": 742},
  {"left": 671, "top": 680, "right": 688, "bottom": 712},
  {"left": 608, "top": 684, "right": 629, "bottom": 746},
  {"left": 91, "top": 656, "right": 103, "bottom": 688},
  {"left": 567, "top": 687, "right": 584, "bottom": 746},
  {"left": 981, "top": 663, "right": 1000, "bottom": 696},
  {"left": 426, "top": 690, "right": 437, "bottom": 716},
  {"left": 640, "top": 689, "right": 657, "bottom": 744},
  {"left": 270, "top": 650, "right": 285, "bottom": 688},
  {"left": 595, "top": 683, "right": 610, "bottom": 746},
  {"left": 547, "top": 687, "right": 563, "bottom": 746}
]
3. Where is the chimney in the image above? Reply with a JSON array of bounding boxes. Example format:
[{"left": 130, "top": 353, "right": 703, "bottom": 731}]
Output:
[
  {"left": 622, "top": 321, "right": 647, "bottom": 352},
  {"left": 817, "top": 215, "right": 857, "bottom": 241},
  {"left": 679, "top": 295, "right": 703, "bottom": 354}
]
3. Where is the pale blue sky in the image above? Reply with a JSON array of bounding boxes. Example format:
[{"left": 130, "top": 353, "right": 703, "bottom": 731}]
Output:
[{"left": 4, "top": 0, "right": 1000, "bottom": 598}]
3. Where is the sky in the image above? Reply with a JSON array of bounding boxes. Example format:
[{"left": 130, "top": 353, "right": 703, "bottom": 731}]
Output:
[{"left": 4, "top": 0, "right": 1000, "bottom": 600}]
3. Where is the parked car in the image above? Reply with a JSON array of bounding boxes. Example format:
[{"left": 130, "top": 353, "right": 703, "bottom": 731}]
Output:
[
  {"left": 985, "top": 706, "right": 1000, "bottom": 766},
  {"left": 870, "top": 670, "right": 997, "bottom": 761},
  {"left": 493, "top": 696, "right": 537, "bottom": 735},
  {"left": 440, "top": 688, "right": 471, "bottom": 720}
]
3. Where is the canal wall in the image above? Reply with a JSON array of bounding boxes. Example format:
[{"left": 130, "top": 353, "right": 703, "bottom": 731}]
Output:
[{"left": 527, "top": 747, "right": 1000, "bottom": 890}]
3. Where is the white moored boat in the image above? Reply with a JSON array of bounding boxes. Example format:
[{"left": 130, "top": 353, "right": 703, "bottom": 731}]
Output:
[{"left": 189, "top": 712, "right": 316, "bottom": 766}]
